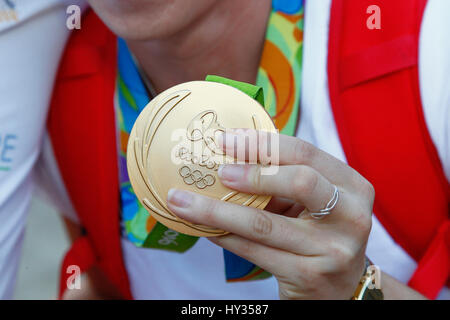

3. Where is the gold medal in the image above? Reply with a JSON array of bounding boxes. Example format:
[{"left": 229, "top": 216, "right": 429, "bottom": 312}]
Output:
[{"left": 127, "top": 81, "right": 277, "bottom": 237}]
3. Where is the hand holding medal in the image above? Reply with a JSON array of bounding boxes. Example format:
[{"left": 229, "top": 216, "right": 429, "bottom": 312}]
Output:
[
  {"left": 127, "top": 76, "right": 375, "bottom": 299},
  {"left": 127, "top": 79, "right": 277, "bottom": 237}
]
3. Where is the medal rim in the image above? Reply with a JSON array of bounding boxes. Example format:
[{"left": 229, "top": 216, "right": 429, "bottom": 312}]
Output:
[{"left": 127, "top": 81, "right": 277, "bottom": 237}]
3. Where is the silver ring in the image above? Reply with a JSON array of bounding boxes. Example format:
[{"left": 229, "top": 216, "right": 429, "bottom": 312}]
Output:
[{"left": 309, "top": 185, "right": 339, "bottom": 219}]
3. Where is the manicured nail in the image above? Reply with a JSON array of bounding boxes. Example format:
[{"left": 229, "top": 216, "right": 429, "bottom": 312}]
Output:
[
  {"left": 217, "top": 132, "right": 233, "bottom": 151},
  {"left": 217, "top": 129, "right": 242, "bottom": 150},
  {"left": 218, "top": 165, "right": 244, "bottom": 182},
  {"left": 217, "top": 132, "right": 225, "bottom": 149},
  {"left": 167, "top": 189, "right": 192, "bottom": 208}
]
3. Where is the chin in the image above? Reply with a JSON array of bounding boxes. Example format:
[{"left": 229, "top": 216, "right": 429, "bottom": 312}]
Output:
[{"left": 87, "top": 0, "right": 217, "bottom": 41}]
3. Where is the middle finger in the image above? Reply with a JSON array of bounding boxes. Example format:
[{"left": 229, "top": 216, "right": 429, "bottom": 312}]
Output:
[
  {"left": 219, "top": 164, "right": 343, "bottom": 218},
  {"left": 166, "top": 189, "right": 324, "bottom": 255}
]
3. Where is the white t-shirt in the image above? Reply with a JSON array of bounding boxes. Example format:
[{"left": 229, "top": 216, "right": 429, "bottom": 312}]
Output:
[{"left": 0, "top": 0, "right": 85, "bottom": 299}]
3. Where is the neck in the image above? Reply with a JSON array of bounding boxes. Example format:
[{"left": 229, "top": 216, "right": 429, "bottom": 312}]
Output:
[{"left": 126, "top": 0, "right": 272, "bottom": 93}]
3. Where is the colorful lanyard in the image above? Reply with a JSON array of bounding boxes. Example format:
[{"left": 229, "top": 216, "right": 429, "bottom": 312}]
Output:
[{"left": 116, "top": 0, "right": 304, "bottom": 282}]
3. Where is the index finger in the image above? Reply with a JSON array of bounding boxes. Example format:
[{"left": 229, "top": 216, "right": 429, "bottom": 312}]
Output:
[{"left": 219, "top": 129, "right": 361, "bottom": 188}]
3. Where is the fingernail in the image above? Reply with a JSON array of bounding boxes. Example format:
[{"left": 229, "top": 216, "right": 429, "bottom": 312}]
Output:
[
  {"left": 217, "top": 129, "right": 243, "bottom": 149},
  {"left": 217, "top": 132, "right": 225, "bottom": 149},
  {"left": 167, "top": 189, "right": 192, "bottom": 208},
  {"left": 216, "top": 131, "right": 230, "bottom": 149},
  {"left": 218, "top": 165, "right": 244, "bottom": 182}
]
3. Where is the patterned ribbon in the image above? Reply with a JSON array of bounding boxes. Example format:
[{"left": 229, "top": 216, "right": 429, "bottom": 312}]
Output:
[
  {"left": 258, "top": 0, "right": 304, "bottom": 136},
  {"left": 116, "top": 0, "right": 304, "bottom": 282}
]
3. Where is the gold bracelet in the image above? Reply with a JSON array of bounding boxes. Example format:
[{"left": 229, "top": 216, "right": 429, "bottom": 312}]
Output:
[{"left": 351, "top": 257, "right": 384, "bottom": 300}]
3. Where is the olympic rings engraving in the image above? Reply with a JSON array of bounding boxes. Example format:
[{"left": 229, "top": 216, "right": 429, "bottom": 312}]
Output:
[{"left": 179, "top": 166, "right": 216, "bottom": 189}]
